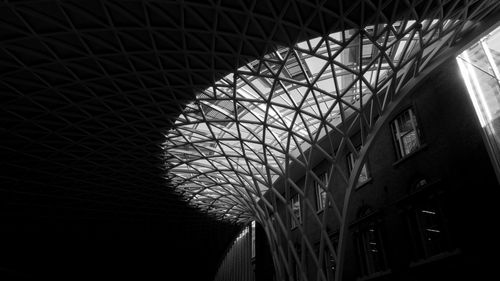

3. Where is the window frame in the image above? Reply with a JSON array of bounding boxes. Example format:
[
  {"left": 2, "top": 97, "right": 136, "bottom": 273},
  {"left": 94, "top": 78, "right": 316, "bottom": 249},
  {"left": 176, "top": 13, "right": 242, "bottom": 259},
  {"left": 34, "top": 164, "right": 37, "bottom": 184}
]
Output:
[
  {"left": 315, "top": 172, "right": 329, "bottom": 212},
  {"left": 290, "top": 193, "right": 302, "bottom": 229},
  {"left": 403, "top": 183, "right": 455, "bottom": 263},
  {"left": 412, "top": 200, "right": 447, "bottom": 259},
  {"left": 346, "top": 149, "right": 370, "bottom": 187},
  {"left": 390, "top": 107, "right": 422, "bottom": 159},
  {"left": 352, "top": 211, "right": 390, "bottom": 278}
]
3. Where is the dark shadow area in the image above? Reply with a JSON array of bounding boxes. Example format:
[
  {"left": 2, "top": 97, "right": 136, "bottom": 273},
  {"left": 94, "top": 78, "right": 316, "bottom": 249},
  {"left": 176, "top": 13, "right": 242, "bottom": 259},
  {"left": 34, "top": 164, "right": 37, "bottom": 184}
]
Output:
[{"left": 0, "top": 216, "right": 241, "bottom": 280}]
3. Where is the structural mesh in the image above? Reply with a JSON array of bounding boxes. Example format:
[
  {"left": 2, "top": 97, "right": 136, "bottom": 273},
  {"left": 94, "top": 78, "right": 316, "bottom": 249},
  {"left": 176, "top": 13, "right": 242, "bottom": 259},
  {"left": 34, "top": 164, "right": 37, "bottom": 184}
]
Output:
[{"left": 163, "top": 1, "right": 499, "bottom": 280}]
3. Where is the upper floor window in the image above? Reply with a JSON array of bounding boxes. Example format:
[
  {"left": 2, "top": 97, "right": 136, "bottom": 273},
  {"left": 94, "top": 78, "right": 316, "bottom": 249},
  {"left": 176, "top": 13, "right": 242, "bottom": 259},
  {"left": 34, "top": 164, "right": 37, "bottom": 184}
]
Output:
[
  {"left": 346, "top": 149, "right": 370, "bottom": 185},
  {"left": 391, "top": 108, "right": 421, "bottom": 159},
  {"left": 290, "top": 194, "right": 302, "bottom": 228},
  {"left": 315, "top": 173, "right": 329, "bottom": 211}
]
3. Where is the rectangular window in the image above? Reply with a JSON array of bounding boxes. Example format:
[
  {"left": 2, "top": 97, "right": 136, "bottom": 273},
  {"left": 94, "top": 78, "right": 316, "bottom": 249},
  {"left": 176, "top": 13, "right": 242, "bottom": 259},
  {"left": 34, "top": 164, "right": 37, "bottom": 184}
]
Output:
[
  {"left": 354, "top": 221, "right": 388, "bottom": 277},
  {"left": 361, "top": 41, "right": 374, "bottom": 63},
  {"left": 346, "top": 150, "right": 370, "bottom": 185},
  {"left": 290, "top": 194, "right": 301, "bottom": 228},
  {"left": 391, "top": 108, "right": 421, "bottom": 159},
  {"left": 406, "top": 197, "right": 452, "bottom": 261},
  {"left": 315, "top": 173, "right": 329, "bottom": 211}
]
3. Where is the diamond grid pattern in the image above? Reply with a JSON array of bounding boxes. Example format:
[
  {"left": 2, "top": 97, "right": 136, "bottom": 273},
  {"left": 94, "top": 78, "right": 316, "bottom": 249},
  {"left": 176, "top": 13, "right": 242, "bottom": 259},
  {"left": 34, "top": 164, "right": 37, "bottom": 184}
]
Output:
[
  {"left": 165, "top": 1, "right": 497, "bottom": 221},
  {"left": 163, "top": 1, "right": 500, "bottom": 280},
  {"left": 1, "top": 1, "right": 500, "bottom": 280},
  {"left": 1, "top": 0, "right": 335, "bottom": 220}
]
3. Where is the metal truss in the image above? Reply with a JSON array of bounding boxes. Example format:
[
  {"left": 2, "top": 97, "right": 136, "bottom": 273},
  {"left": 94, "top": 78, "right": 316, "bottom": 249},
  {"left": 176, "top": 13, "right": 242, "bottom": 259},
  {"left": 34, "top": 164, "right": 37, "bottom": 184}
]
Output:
[{"left": 164, "top": 1, "right": 500, "bottom": 280}]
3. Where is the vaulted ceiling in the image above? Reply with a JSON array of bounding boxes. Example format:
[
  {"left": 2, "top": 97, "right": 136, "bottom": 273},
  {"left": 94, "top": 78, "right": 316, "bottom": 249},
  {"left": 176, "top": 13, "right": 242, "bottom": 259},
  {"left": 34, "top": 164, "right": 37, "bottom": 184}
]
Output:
[{"left": 1, "top": 1, "right": 499, "bottom": 280}]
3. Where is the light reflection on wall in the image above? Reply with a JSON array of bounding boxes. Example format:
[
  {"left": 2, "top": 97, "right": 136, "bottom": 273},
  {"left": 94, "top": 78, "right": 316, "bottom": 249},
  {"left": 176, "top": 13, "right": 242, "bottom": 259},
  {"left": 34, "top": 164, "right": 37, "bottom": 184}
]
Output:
[
  {"left": 214, "top": 223, "right": 255, "bottom": 281},
  {"left": 457, "top": 25, "right": 500, "bottom": 182}
]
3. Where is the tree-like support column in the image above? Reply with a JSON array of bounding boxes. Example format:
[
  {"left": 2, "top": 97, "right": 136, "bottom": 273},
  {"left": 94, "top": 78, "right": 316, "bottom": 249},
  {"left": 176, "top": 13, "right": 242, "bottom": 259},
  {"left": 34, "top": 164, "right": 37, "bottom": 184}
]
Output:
[{"left": 165, "top": 1, "right": 500, "bottom": 280}]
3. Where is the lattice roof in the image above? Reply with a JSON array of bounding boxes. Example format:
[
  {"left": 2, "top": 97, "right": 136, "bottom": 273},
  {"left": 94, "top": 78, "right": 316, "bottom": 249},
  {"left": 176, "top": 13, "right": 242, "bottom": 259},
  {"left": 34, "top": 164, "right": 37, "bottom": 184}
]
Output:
[
  {"left": 1, "top": 0, "right": 499, "bottom": 243},
  {"left": 2, "top": 1, "right": 499, "bottom": 279},
  {"left": 164, "top": 2, "right": 500, "bottom": 222}
]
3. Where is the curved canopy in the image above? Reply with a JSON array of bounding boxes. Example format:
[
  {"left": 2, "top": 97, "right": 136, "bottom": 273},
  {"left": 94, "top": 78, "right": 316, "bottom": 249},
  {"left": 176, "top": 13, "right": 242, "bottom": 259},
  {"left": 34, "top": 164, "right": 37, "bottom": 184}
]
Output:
[{"left": 163, "top": 16, "right": 469, "bottom": 222}]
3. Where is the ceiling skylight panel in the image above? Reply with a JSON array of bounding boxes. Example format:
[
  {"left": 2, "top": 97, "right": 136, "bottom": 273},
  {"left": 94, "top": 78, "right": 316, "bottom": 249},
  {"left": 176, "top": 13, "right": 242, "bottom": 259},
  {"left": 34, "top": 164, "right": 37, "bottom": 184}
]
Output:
[{"left": 163, "top": 16, "right": 470, "bottom": 221}]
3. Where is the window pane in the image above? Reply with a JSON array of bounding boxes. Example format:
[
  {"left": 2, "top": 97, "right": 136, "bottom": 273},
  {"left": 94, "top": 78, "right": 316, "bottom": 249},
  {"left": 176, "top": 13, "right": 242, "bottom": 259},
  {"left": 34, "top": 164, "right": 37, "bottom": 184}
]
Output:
[
  {"left": 347, "top": 151, "right": 370, "bottom": 184},
  {"left": 392, "top": 108, "right": 421, "bottom": 158},
  {"left": 317, "top": 188, "right": 327, "bottom": 210},
  {"left": 365, "top": 226, "right": 384, "bottom": 273},
  {"left": 315, "top": 173, "right": 328, "bottom": 210},
  {"left": 416, "top": 202, "right": 447, "bottom": 258},
  {"left": 397, "top": 110, "right": 413, "bottom": 133},
  {"left": 355, "top": 222, "right": 387, "bottom": 277},
  {"left": 291, "top": 195, "right": 301, "bottom": 227},
  {"left": 401, "top": 130, "right": 419, "bottom": 154},
  {"left": 359, "top": 164, "right": 369, "bottom": 183}
]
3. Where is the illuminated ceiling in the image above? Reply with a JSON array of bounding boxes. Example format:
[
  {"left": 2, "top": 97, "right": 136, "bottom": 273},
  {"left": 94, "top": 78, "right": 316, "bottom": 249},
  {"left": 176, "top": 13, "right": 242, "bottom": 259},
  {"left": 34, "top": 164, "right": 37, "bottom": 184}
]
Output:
[
  {"left": 1, "top": 0, "right": 499, "bottom": 226},
  {"left": 164, "top": 3, "right": 500, "bottom": 222},
  {"left": 2, "top": 1, "right": 498, "bottom": 279}
]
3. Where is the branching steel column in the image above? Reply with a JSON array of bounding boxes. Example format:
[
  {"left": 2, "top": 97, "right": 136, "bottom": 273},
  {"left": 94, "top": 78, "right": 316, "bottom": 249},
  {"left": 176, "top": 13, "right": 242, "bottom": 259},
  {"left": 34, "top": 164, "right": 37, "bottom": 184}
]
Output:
[{"left": 165, "top": 1, "right": 500, "bottom": 281}]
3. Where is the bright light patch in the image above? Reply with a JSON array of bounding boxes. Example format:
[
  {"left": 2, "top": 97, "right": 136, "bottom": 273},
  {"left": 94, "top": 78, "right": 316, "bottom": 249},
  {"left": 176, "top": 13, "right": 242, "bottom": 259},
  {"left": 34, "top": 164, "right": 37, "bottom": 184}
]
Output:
[
  {"left": 457, "top": 24, "right": 500, "bottom": 183},
  {"left": 164, "top": 19, "right": 461, "bottom": 222}
]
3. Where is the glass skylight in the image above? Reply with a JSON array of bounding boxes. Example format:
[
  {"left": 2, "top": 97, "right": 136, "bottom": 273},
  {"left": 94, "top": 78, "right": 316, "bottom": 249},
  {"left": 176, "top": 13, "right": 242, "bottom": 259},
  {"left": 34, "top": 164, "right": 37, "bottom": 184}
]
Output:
[{"left": 164, "top": 19, "right": 459, "bottom": 222}]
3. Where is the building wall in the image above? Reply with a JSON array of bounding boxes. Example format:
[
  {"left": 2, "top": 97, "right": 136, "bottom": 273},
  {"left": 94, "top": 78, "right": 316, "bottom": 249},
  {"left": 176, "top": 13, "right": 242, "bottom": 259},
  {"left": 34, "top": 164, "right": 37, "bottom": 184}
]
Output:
[
  {"left": 214, "top": 224, "right": 255, "bottom": 281},
  {"left": 339, "top": 58, "right": 499, "bottom": 281},
  {"left": 254, "top": 58, "right": 499, "bottom": 280}
]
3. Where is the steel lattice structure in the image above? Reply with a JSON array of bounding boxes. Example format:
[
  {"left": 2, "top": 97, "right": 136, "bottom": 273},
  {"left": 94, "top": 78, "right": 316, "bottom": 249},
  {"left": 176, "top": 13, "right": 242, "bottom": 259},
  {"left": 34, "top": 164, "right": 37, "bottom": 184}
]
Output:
[
  {"left": 164, "top": 1, "right": 500, "bottom": 280},
  {"left": 1, "top": 0, "right": 500, "bottom": 280},
  {"left": 166, "top": 18, "right": 438, "bottom": 220}
]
